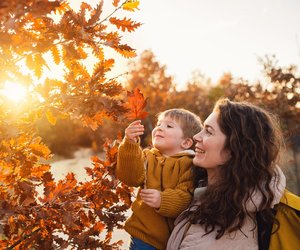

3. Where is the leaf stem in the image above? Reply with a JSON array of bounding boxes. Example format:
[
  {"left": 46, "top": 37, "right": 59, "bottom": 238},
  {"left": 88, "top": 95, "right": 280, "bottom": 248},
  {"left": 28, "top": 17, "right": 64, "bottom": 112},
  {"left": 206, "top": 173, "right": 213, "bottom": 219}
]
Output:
[
  {"left": 6, "top": 228, "right": 41, "bottom": 250},
  {"left": 99, "top": 0, "right": 130, "bottom": 24}
]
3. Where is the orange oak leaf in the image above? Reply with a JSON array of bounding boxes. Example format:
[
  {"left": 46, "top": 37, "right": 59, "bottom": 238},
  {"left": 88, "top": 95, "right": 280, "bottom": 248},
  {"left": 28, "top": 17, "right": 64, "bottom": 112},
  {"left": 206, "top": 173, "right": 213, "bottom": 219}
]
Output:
[
  {"left": 113, "top": 44, "right": 136, "bottom": 58},
  {"left": 125, "top": 88, "right": 148, "bottom": 120},
  {"left": 113, "top": 0, "right": 120, "bottom": 7},
  {"left": 109, "top": 17, "right": 141, "bottom": 32},
  {"left": 54, "top": 2, "right": 71, "bottom": 15},
  {"left": 93, "top": 221, "right": 105, "bottom": 232}
]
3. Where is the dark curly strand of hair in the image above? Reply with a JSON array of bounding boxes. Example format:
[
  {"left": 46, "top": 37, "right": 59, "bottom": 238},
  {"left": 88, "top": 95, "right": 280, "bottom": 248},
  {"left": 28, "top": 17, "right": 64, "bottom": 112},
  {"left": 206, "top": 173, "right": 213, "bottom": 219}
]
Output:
[{"left": 187, "top": 99, "right": 284, "bottom": 239}]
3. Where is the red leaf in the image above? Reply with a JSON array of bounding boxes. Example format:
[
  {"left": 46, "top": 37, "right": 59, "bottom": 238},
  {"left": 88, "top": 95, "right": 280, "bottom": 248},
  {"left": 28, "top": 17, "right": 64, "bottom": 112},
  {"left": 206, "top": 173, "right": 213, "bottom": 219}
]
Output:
[{"left": 124, "top": 88, "right": 148, "bottom": 120}]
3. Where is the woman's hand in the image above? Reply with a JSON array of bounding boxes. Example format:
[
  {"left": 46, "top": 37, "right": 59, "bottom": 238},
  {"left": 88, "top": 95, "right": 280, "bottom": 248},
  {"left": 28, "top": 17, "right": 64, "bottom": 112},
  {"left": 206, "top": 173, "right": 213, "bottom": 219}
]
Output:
[
  {"left": 140, "top": 189, "right": 161, "bottom": 208},
  {"left": 125, "top": 120, "right": 144, "bottom": 143}
]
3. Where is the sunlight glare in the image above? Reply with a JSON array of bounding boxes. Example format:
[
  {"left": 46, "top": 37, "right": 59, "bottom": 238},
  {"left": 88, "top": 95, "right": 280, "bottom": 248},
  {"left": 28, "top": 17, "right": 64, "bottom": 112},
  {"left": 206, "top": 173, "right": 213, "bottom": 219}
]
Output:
[{"left": 0, "top": 81, "right": 27, "bottom": 102}]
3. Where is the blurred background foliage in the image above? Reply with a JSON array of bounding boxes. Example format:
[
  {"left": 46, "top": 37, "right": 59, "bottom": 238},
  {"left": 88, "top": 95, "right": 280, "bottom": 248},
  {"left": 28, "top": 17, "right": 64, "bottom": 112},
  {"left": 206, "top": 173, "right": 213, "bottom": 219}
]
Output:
[{"left": 37, "top": 50, "right": 300, "bottom": 195}]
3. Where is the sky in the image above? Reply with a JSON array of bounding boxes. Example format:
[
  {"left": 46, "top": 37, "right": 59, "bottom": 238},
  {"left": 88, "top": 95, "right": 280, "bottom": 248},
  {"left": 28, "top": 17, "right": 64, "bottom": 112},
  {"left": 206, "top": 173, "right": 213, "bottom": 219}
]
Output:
[{"left": 80, "top": 0, "right": 300, "bottom": 88}]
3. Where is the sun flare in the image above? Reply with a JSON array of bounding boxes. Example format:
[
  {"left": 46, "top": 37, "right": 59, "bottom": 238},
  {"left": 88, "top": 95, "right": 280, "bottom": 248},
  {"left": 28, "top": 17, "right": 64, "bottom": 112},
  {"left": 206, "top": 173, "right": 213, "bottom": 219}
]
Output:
[{"left": 0, "top": 81, "right": 27, "bottom": 102}]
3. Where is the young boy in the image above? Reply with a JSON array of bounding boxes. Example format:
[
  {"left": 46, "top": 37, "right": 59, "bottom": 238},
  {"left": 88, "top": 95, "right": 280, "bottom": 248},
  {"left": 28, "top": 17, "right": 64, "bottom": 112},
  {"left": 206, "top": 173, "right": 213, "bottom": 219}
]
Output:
[{"left": 116, "top": 109, "right": 202, "bottom": 250}]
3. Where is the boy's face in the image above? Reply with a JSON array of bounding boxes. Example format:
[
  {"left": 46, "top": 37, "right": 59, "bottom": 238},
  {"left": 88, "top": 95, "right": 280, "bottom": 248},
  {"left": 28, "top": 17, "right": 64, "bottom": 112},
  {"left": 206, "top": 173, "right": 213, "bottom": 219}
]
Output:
[{"left": 152, "top": 115, "right": 188, "bottom": 156}]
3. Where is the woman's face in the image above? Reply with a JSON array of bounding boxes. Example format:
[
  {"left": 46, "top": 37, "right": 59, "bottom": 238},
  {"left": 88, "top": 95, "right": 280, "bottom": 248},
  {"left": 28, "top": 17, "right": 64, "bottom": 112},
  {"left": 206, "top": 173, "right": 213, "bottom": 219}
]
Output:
[{"left": 193, "top": 112, "right": 230, "bottom": 175}]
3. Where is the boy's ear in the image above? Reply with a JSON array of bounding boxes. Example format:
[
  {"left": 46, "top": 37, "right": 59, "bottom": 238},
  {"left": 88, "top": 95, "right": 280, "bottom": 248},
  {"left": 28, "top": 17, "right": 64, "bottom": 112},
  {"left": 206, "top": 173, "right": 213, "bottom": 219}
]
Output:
[{"left": 181, "top": 138, "right": 193, "bottom": 149}]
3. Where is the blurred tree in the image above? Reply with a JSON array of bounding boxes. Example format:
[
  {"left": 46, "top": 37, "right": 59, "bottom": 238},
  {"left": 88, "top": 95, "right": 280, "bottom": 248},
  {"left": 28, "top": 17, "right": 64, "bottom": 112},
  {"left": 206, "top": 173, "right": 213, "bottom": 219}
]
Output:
[
  {"left": 171, "top": 70, "right": 213, "bottom": 120},
  {"left": 36, "top": 117, "right": 94, "bottom": 157},
  {"left": 258, "top": 55, "right": 300, "bottom": 194},
  {"left": 258, "top": 55, "right": 300, "bottom": 135}
]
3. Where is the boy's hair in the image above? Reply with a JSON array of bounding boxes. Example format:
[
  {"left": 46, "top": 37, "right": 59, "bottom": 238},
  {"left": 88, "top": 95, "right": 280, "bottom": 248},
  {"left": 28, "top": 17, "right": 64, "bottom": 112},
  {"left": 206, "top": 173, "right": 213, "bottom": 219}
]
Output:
[{"left": 157, "top": 108, "right": 202, "bottom": 140}]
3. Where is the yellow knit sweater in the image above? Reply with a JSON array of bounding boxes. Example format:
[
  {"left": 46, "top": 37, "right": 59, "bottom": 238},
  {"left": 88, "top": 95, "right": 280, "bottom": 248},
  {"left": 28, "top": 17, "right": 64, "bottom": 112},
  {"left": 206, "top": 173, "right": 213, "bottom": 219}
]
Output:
[{"left": 116, "top": 138, "right": 194, "bottom": 250}]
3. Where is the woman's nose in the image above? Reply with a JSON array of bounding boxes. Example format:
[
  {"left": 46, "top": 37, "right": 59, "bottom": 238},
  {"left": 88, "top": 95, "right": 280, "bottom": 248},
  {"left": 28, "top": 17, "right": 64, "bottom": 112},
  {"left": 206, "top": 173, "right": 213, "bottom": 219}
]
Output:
[{"left": 193, "top": 132, "right": 202, "bottom": 142}]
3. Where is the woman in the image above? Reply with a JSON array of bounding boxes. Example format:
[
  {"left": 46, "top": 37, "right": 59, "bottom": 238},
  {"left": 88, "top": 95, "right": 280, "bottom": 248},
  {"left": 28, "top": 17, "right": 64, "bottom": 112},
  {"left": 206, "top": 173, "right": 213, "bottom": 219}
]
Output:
[{"left": 167, "top": 99, "right": 286, "bottom": 250}]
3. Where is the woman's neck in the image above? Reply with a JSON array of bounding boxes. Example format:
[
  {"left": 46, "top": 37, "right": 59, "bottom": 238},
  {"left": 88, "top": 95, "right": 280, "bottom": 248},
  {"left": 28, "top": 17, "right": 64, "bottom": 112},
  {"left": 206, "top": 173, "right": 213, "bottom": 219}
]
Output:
[{"left": 207, "top": 169, "right": 218, "bottom": 185}]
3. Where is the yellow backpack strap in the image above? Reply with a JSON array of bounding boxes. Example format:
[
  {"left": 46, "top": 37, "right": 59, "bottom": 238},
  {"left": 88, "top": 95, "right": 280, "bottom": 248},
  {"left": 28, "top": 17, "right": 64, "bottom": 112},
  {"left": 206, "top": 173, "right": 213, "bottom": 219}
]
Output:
[
  {"left": 269, "top": 189, "right": 300, "bottom": 250},
  {"left": 280, "top": 189, "right": 300, "bottom": 211}
]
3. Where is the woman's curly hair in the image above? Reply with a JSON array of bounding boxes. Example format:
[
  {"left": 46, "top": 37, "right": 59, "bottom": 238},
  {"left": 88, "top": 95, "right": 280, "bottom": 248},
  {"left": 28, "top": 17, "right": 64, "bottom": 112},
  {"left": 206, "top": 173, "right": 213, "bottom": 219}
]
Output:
[{"left": 188, "top": 98, "right": 284, "bottom": 239}]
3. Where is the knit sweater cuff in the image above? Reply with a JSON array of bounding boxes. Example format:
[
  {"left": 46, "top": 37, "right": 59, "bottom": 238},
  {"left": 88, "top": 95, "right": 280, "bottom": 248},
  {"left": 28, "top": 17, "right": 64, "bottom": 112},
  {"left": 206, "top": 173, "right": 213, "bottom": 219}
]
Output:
[
  {"left": 157, "top": 191, "right": 180, "bottom": 218},
  {"left": 122, "top": 138, "right": 141, "bottom": 155}
]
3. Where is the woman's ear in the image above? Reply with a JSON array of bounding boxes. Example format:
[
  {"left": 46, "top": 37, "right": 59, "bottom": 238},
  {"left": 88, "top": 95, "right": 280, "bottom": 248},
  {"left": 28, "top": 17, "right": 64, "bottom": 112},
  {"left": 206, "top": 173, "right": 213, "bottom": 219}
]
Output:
[{"left": 181, "top": 138, "right": 193, "bottom": 149}]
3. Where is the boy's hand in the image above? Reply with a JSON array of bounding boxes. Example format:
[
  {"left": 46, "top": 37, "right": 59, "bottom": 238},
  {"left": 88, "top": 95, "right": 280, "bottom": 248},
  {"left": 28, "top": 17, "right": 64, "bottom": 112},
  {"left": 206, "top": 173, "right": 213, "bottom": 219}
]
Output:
[
  {"left": 125, "top": 120, "right": 144, "bottom": 143},
  {"left": 140, "top": 189, "right": 161, "bottom": 208}
]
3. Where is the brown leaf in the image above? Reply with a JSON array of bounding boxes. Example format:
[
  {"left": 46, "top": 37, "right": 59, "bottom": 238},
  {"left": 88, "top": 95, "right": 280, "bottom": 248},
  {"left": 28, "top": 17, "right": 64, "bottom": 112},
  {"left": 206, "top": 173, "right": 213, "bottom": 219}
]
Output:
[
  {"left": 80, "top": 211, "right": 90, "bottom": 227},
  {"left": 87, "top": 1, "right": 103, "bottom": 26}
]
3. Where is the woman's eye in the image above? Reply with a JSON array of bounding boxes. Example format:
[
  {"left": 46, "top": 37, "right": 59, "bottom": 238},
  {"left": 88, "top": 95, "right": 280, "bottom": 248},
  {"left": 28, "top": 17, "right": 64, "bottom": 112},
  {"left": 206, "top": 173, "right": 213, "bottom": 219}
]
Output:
[
  {"left": 167, "top": 125, "right": 173, "bottom": 128},
  {"left": 205, "top": 129, "right": 212, "bottom": 135}
]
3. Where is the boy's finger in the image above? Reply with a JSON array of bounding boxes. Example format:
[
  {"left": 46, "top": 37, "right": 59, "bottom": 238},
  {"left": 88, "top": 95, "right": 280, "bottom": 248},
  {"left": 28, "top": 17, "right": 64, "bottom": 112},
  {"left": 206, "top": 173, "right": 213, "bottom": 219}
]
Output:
[
  {"left": 129, "top": 132, "right": 143, "bottom": 137},
  {"left": 140, "top": 193, "right": 153, "bottom": 199},
  {"left": 129, "top": 120, "right": 142, "bottom": 126},
  {"left": 126, "top": 126, "right": 144, "bottom": 134},
  {"left": 141, "top": 197, "right": 154, "bottom": 204},
  {"left": 141, "top": 189, "right": 155, "bottom": 194},
  {"left": 128, "top": 126, "right": 144, "bottom": 132}
]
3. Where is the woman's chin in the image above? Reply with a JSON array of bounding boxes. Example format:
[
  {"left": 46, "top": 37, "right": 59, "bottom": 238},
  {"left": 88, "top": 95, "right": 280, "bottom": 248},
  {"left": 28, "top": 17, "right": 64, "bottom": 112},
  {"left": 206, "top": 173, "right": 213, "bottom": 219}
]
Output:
[{"left": 193, "top": 158, "right": 204, "bottom": 167}]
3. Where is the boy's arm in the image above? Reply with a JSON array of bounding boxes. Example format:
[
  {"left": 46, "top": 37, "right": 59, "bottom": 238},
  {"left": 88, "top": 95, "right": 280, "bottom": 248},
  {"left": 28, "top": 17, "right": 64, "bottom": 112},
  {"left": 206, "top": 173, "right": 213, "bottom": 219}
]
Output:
[
  {"left": 156, "top": 165, "right": 193, "bottom": 218},
  {"left": 116, "top": 138, "right": 145, "bottom": 187}
]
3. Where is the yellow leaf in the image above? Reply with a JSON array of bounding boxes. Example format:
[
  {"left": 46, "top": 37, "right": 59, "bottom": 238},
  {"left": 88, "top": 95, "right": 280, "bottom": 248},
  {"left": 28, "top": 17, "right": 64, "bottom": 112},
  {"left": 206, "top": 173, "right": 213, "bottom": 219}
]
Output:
[
  {"left": 81, "top": 115, "right": 99, "bottom": 131},
  {"left": 51, "top": 45, "right": 60, "bottom": 64},
  {"left": 46, "top": 109, "right": 57, "bottom": 125},
  {"left": 77, "top": 46, "right": 88, "bottom": 60},
  {"left": 94, "top": 46, "right": 104, "bottom": 61},
  {"left": 9, "top": 216, "right": 15, "bottom": 231},
  {"left": 31, "top": 164, "right": 51, "bottom": 178},
  {"left": 36, "top": 107, "right": 44, "bottom": 119},
  {"left": 59, "top": 112, "right": 69, "bottom": 120},
  {"left": 26, "top": 54, "right": 35, "bottom": 69},
  {"left": 123, "top": 0, "right": 140, "bottom": 12},
  {"left": 33, "top": 53, "right": 46, "bottom": 79},
  {"left": 55, "top": 2, "right": 71, "bottom": 15},
  {"left": 29, "top": 143, "right": 51, "bottom": 158}
]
